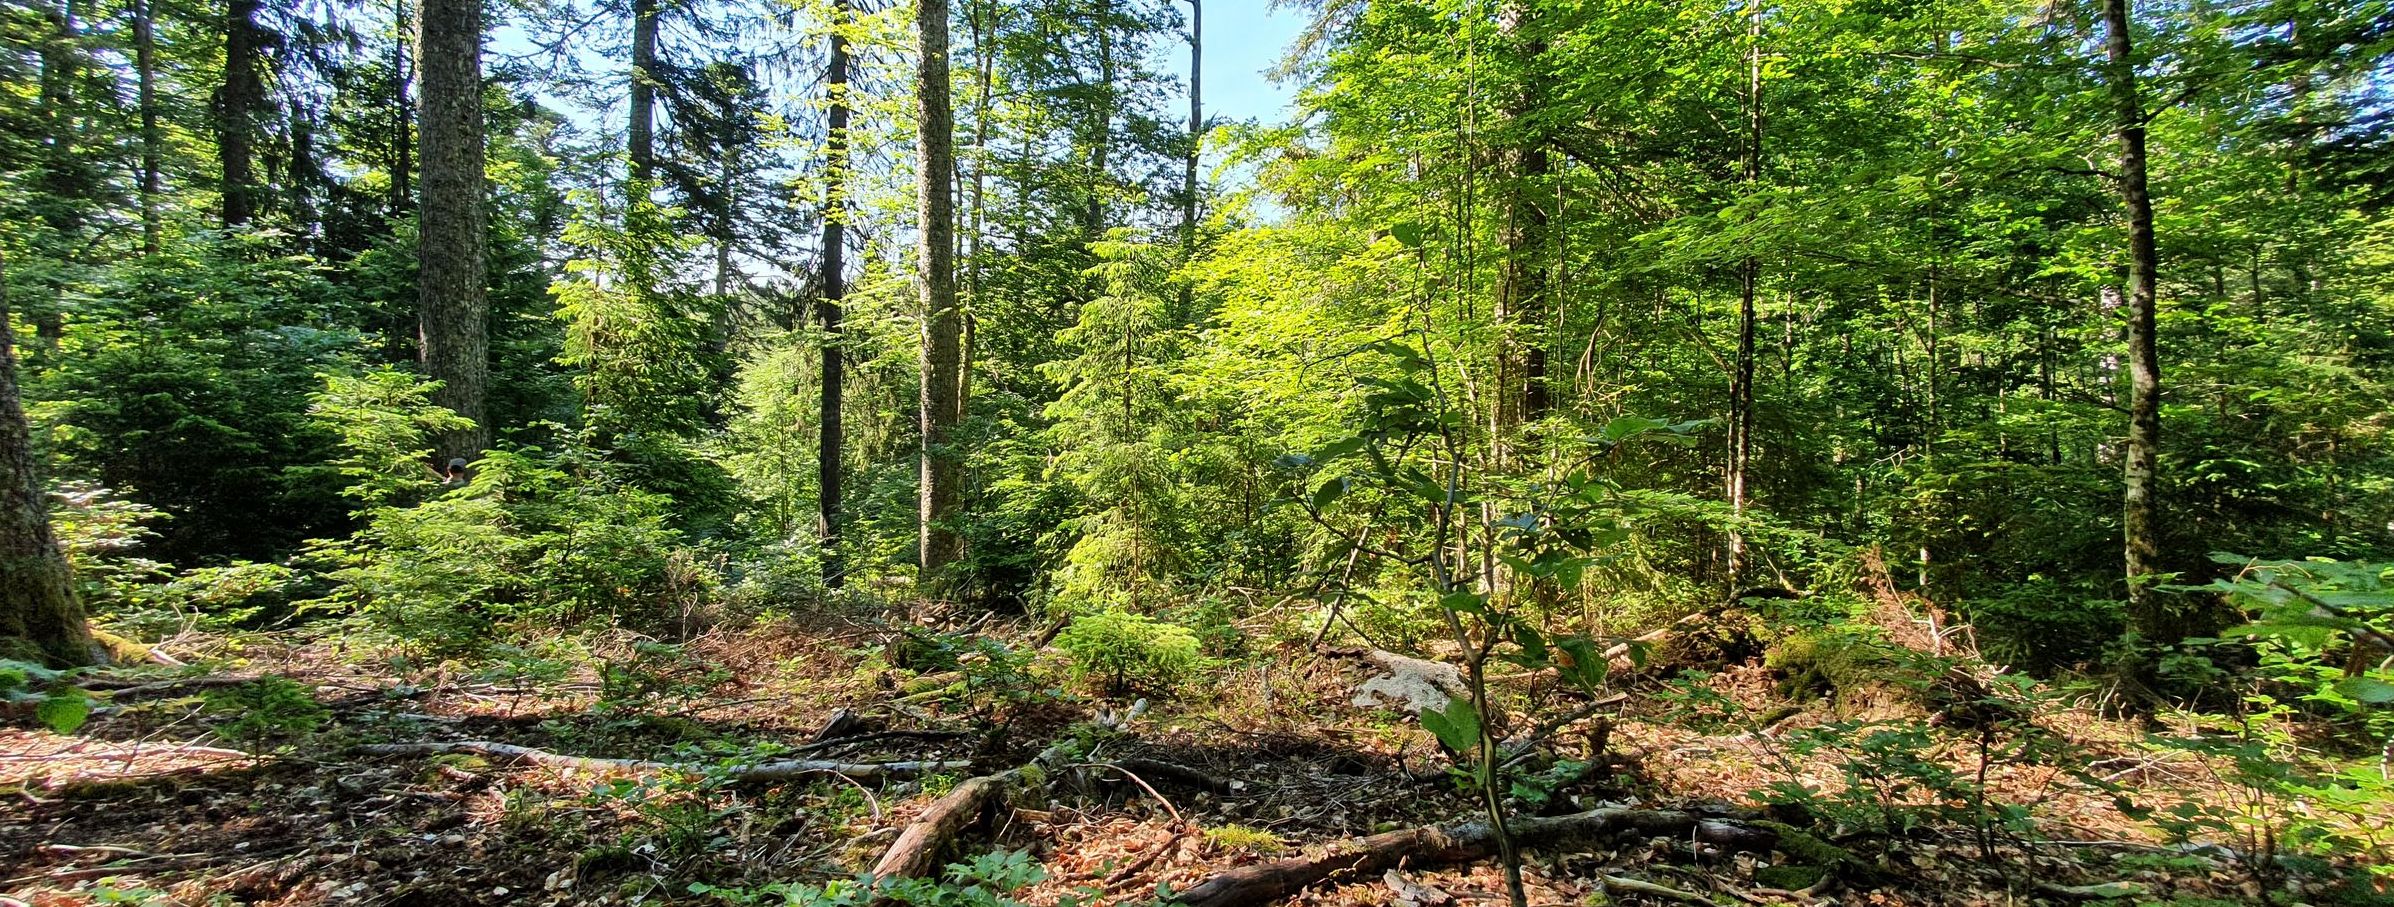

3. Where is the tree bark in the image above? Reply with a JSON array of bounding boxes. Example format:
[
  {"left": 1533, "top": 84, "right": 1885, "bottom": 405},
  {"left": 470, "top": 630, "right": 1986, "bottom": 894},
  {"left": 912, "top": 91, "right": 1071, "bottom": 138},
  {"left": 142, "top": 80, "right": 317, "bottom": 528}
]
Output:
[
  {"left": 133, "top": 0, "right": 162, "bottom": 255},
  {"left": 917, "top": 0, "right": 966, "bottom": 594},
  {"left": 2102, "top": 0, "right": 2169, "bottom": 638},
  {"left": 1182, "top": 0, "right": 1201, "bottom": 249},
  {"left": 416, "top": 0, "right": 491, "bottom": 461},
  {"left": 817, "top": 0, "right": 853, "bottom": 588},
  {"left": 215, "top": 0, "right": 268, "bottom": 227},
  {"left": 0, "top": 253, "right": 93, "bottom": 668},
  {"left": 1489, "top": 5, "right": 1548, "bottom": 465},
  {"left": 628, "top": 0, "right": 658, "bottom": 183},
  {"left": 1081, "top": 0, "right": 1115, "bottom": 235},
  {"left": 1726, "top": 0, "right": 1763, "bottom": 585},
  {"left": 390, "top": 0, "right": 412, "bottom": 216}
]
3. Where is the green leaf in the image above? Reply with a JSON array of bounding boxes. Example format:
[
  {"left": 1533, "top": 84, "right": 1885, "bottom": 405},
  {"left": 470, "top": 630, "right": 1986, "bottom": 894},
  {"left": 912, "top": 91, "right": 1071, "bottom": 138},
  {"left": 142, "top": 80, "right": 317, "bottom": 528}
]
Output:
[
  {"left": 1316, "top": 436, "right": 1367, "bottom": 462},
  {"left": 1554, "top": 636, "right": 1609, "bottom": 692},
  {"left": 1390, "top": 221, "right": 1426, "bottom": 248},
  {"left": 1600, "top": 415, "right": 1671, "bottom": 442},
  {"left": 36, "top": 690, "right": 91, "bottom": 735},
  {"left": 1440, "top": 589, "right": 1488, "bottom": 616},
  {"left": 1418, "top": 697, "right": 1480, "bottom": 753},
  {"left": 2333, "top": 676, "right": 2394, "bottom": 704},
  {"left": 1310, "top": 476, "right": 1349, "bottom": 512}
]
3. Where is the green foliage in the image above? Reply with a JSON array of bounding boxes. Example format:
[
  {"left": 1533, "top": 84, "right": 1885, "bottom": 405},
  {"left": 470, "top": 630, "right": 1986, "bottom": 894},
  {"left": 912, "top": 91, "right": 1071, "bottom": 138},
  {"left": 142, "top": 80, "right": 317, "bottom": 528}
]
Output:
[
  {"left": 1053, "top": 610, "right": 1203, "bottom": 698},
  {"left": 691, "top": 849, "right": 1072, "bottom": 907},
  {"left": 311, "top": 370, "right": 474, "bottom": 508},
  {"left": 202, "top": 677, "right": 328, "bottom": 746},
  {"left": 0, "top": 659, "right": 93, "bottom": 734},
  {"left": 307, "top": 438, "right": 710, "bottom": 654}
]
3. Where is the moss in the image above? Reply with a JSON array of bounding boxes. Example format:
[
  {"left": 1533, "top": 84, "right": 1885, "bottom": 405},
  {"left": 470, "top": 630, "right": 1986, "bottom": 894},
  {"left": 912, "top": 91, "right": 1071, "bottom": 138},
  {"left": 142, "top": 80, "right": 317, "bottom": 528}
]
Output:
[
  {"left": 1204, "top": 824, "right": 1286, "bottom": 854},
  {"left": 1753, "top": 864, "right": 1826, "bottom": 890},
  {"left": 89, "top": 627, "right": 156, "bottom": 664},
  {"left": 1750, "top": 819, "right": 1882, "bottom": 886},
  {"left": 1764, "top": 628, "right": 1926, "bottom": 716}
]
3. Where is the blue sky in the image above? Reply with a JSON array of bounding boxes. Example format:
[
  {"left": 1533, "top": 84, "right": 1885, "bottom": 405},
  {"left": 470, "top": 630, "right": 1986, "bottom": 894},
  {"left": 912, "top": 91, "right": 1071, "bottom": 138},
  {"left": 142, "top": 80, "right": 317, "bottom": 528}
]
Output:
[{"left": 1162, "top": 1, "right": 1308, "bottom": 126}]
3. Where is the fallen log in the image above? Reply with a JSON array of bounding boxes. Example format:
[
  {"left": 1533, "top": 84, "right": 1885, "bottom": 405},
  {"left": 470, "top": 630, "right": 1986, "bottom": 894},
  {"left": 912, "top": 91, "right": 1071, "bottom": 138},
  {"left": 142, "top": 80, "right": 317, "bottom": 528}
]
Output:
[
  {"left": 1169, "top": 807, "right": 1777, "bottom": 907},
  {"left": 869, "top": 699, "right": 1151, "bottom": 881},
  {"left": 353, "top": 741, "right": 968, "bottom": 782}
]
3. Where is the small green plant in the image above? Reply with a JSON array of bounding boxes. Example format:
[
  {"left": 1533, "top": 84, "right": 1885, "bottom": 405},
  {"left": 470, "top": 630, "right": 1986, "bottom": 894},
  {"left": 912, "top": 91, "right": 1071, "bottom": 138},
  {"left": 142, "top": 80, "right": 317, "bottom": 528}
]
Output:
[
  {"left": 691, "top": 848, "right": 1081, "bottom": 907},
  {"left": 203, "top": 676, "right": 327, "bottom": 745},
  {"left": 1054, "top": 610, "right": 1202, "bottom": 698},
  {"left": 0, "top": 659, "right": 94, "bottom": 733}
]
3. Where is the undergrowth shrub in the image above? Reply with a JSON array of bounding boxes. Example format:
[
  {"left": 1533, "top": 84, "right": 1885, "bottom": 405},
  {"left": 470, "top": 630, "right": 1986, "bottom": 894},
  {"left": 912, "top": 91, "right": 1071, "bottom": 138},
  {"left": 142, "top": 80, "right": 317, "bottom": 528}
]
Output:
[
  {"left": 1962, "top": 579, "right": 2123, "bottom": 672},
  {"left": 691, "top": 848, "right": 1076, "bottom": 907},
  {"left": 1054, "top": 610, "right": 1202, "bottom": 698},
  {"left": 204, "top": 676, "right": 328, "bottom": 746}
]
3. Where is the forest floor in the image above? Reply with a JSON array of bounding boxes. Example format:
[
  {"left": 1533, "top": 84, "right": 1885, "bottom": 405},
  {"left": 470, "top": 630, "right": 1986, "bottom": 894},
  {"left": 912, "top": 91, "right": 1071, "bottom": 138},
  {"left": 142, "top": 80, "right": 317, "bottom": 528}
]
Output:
[{"left": 0, "top": 608, "right": 2381, "bottom": 907}]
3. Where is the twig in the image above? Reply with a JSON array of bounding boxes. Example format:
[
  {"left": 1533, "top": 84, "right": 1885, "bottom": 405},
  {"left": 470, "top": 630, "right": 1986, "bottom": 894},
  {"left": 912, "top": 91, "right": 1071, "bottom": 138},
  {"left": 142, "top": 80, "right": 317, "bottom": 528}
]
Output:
[
  {"left": 1596, "top": 873, "right": 1713, "bottom": 905},
  {"left": 1069, "top": 761, "right": 1187, "bottom": 827}
]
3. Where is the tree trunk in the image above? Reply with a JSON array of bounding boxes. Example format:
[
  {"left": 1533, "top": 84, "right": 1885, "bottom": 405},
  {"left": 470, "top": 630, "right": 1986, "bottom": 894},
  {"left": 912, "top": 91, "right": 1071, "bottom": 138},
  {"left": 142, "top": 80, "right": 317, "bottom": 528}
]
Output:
[
  {"left": 917, "top": 0, "right": 966, "bottom": 594},
  {"left": 216, "top": 0, "right": 267, "bottom": 227},
  {"left": 817, "top": 0, "right": 853, "bottom": 588},
  {"left": 1725, "top": 0, "right": 1763, "bottom": 585},
  {"left": 628, "top": 0, "right": 658, "bottom": 183},
  {"left": 390, "top": 0, "right": 411, "bottom": 216},
  {"left": 1490, "top": 6, "right": 1548, "bottom": 466},
  {"left": 1082, "top": 0, "right": 1115, "bottom": 235},
  {"left": 2102, "top": 0, "right": 2169, "bottom": 639},
  {"left": 133, "top": 0, "right": 162, "bottom": 255},
  {"left": 1182, "top": 0, "right": 1201, "bottom": 249},
  {"left": 0, "top": 253, "right": 93, "bottom": 668},
  {"left": 416, "top": 0, "right": 491, "bottom": 461}
]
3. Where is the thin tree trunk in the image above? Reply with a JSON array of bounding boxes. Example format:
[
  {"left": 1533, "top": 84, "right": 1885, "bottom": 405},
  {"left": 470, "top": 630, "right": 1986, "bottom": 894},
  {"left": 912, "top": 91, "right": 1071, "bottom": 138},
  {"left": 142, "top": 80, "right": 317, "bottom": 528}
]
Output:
[
  {"left": 817, "top": 0, "right": 853, "bottom": 588},
  {"left": 1182, "top": 0, "right": 1201, "bottom": 249},
  {"left": 216, "top": 0, "right": 267, "bottom": 227},
  {"left": 417, "top": 0, "right": 491, "bottom": 461},
  {"left": 628, "top": 0, "right": 658, "bottom": 183},
  {"left": 0, "top": 253, "right": 93, "bottom": 668},
  {"left": 391, "top": 0, "right": 412, "bottom": 215},
  {"left": 917, "top": 0, "right": 965, "bottom": 594},
  {"left": 2103, "top": 0, "right": 2170, "bottom": 638},
  {"left": 133, "top": 0, "right": 162, "bottom": 255},
  {"left": 1490, "top": 5, "right": 1548, "bottom": 466},
  {"left": 1725, "top": 0, "right": 1763, "bottom": 585},
  {"left": 1082, "top": 0, "right": 1114, "bottom": 235}
]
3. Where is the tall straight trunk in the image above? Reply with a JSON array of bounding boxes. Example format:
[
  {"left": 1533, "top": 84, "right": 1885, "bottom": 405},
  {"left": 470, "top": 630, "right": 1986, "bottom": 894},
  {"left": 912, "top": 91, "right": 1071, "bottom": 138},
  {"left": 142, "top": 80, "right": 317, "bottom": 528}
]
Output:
[
  {"left": 1725, "top": 0, "right": 1762, "bottom": 584},
  {"left": 417, "top": 0, "right": 491, "bottom": 461},
  {"left": 1082, "top": 0, "right": 1115, "bottom": 234},
  {"left": 32, "top": 0, "right": 82, "bottom": 354},
  {"left": 917, "top": 0, "right": 966, "bottom": 593},
  {"left": 0, "top": 254, "right": 92, "bottom": 668},
  {"left": 217, "top": 0, "right": 267, "bottom": 227},
  {"left": 817, "top": 0, "right": 853, "bottom": 588},
  {"left": 1489, "top": 7, "right": 1548, "bottom": 465},
  {"left": 628, "top": 0, "right": 658, "bottom": 182},
  {"left": 2102, "top": 0, "right": 2169, "bottom": 637},
  {"left": 1181, "top": 0, "right": 1201, "bottom": 248},
  {"left": 390, "top": 0, "right": 412, "bottom": 215},
  {"left": 133, "top": 0, "right": 162, "bottom": 255}
]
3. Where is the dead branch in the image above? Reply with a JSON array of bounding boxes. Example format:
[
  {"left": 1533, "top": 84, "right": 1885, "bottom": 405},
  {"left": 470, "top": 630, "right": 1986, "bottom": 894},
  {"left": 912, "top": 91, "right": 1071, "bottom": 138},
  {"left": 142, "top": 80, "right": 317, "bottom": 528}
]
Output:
[
  {"left": 352, "top": 741, "right": 967, "bottom": 781},
  {"left": 869, "top": 700, "right": 1151, "bottom": 882},
  {"left": 1170, "top": 807, "right": 1777, "bottom": 907}
]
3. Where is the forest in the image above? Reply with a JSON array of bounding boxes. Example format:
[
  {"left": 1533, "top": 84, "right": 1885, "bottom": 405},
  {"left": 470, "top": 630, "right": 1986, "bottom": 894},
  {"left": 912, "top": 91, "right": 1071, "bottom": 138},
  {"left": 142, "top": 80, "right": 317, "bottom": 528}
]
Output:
[{"left": 2, "top": 0, "right": 2392, "bottom": 902}]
